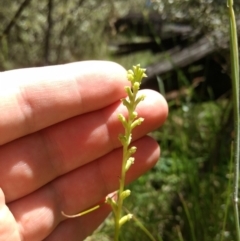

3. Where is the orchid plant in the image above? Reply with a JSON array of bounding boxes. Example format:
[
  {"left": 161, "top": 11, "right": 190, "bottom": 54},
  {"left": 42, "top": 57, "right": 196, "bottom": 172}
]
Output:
[
  {"left": 62, "top": 64, "right": 147, "bottom": 241},
  {"left": 106, "top": 64, "right": 147, "bottom": 241}
]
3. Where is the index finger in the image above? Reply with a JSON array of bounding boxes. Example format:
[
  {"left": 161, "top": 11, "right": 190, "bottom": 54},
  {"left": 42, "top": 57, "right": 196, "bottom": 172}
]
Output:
[{"left": 0, "top": 61, "right": 128, "bottom": 145}]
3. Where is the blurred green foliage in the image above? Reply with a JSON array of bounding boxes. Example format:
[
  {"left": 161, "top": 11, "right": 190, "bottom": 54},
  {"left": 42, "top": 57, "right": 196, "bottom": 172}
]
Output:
[
  {"left": 0, "top": 0, "right": 150, "bottom": 69},
  {"left": 0, "top": 0, "right": 238, "bottom": 70}
]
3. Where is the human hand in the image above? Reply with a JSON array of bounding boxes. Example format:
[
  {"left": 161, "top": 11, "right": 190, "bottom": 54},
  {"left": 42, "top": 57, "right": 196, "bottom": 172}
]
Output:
[{"left": 0, "top": 61, "right": 168, "bottom": 241}]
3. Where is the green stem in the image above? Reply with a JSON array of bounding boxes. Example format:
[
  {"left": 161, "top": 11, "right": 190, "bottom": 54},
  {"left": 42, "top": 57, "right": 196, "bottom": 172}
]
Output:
[
  {"left": 227, "top": 0, "right": 240, "bottom": 240},
  {"left": 114, "top": 145, "right": 127, "bottom": 240},
  {"left": 178, "top": 193, "right": 197, "bottom": 241},
  {"left": 220, "top": 143, "right": 234, "bottom": 241},
  {"left": 109, "top": 65, "right": 146, "bottom": 240},
  {"left": 61, "top": 204, "right": 100, "bottom": 218},
  {"left": 114, "top": 93, "right": 137, "bottom": 241},
  {"left": 123, "top": 206, "right": 159, "bottom": 241}
]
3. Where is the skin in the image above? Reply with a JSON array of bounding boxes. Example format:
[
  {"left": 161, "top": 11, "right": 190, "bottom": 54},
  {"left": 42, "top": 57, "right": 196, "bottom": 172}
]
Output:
[{"left": 0, "top": 61, "right": 168, "bottom": 241}]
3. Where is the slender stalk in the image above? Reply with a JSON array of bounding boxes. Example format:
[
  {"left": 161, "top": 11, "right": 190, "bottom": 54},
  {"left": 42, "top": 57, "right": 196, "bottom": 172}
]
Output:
[
  {"left": 106, "top": 65, "right": 146, "bottom": 241},
  {"left": 123, "top": 207, "right": 159, "bottom": 241},
  {"left": 114, "top": 148, "right": 129, "bottom": 239},
  {"left": 114, "top": 143, "right": 130, "bottom": 240},
  {"left": 176, "top": 225, "right": 184, "bottom": 241},
  {"left": 178, "top": 193, "right": 197, "bottom": 241},
  {"left": 227, "top": 0, "right": 240, "bottom": 240},
  {"left": 220, "top": 143, "right": 234, "bottom": 241},
  {"left": 61, "top": 205, "right": 100, "bottom": 218}
]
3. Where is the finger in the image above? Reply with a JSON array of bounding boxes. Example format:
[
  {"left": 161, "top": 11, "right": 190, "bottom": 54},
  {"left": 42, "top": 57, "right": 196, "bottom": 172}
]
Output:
[
  {"left": 1, "top": 90, "right": 168, "bottom": 202},
  {"left": 8, "top": 137, "right": 160, "bottom": 241},
  {"left": 0, "top": 61, "right": 128, "bottom": 145},
  {"left": 0, "top": 188, "right": 22, "bottom": 241}
]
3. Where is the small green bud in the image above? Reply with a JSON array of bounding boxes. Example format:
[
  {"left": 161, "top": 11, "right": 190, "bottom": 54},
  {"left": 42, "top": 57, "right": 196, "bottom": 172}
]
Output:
[
  {"left": 132, "top": 111, "right": 138, "bottom": 119},
  {"left": 120, "top": 189, "right": 131, "bottom": 200},
  {"left": 127, "top": 134, "right": 132, "bottom": 145},
  {"left": 124, "top": 86, "right": 134, "bottom": 100},
  {"left": 125, "top": 157, "right": 135, "bottom": 172},
  {"left": 127, "top": 69, "right": 134, "bottom": 75},
  {"left": 119, "top": 214, "right": 133, "bottom": 227},
  {"left": 131, "top": 117, "right": 144, "bottom": 129},
  {"left": 122, "top": 99, "right": 132, "bottom": 111},
  {"left": 118, "top": 113, "right": 126, "bottom": 123},
  {"left": 118, "top": 114, "right": 128, "bottom": 129},
  {"left": 135, "top": 94, "right": 146, "bottom": 105},
  {"left": 105, "top": 197, "right": 118, "bottom": 214},
  {"left": 128, "top": 146, "right": 137, "bottom": 154},
  {"left": 127, "top": 72, "right": 134, "bottom": 83},
  {"left": 133, "top": 82, "right": 140, "bottom": 91}
]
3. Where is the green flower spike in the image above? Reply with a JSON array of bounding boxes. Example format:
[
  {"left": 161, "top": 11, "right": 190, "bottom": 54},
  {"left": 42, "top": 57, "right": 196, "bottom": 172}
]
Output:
[
  {"left": 127, "top": 64, "right": 147, "bottom": 84},
  {"left": 108, "top": 64, "right": 147, "bottom": 241}
]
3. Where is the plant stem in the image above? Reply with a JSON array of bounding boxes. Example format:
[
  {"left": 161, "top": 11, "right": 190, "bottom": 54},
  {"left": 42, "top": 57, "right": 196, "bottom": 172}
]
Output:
[
  {"left": 178, "top": 193, "right": 197, "bottom": 241},
  {"left": 114, "top": 90, "right": 137, "bottom": 241},
  {"left": 123, "top": 206, "right": 159, "bottom": 241},
  {"left": 107, "top": 65, "right": 146, "bottom": 240},
  {"left": 113, "top": 145, "right": 128, "bottom": 240},
  {"left": 220, "top": 143, "right": 234, "bottom": 241},
  {"left": 227, "top": 0, "right": 240, "bottom": 240}
]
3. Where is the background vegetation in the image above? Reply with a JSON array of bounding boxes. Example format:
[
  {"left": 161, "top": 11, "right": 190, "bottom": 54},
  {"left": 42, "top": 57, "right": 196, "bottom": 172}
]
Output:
[{"left": 1, "top": 0, "right": 239, "bottom": 240}]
